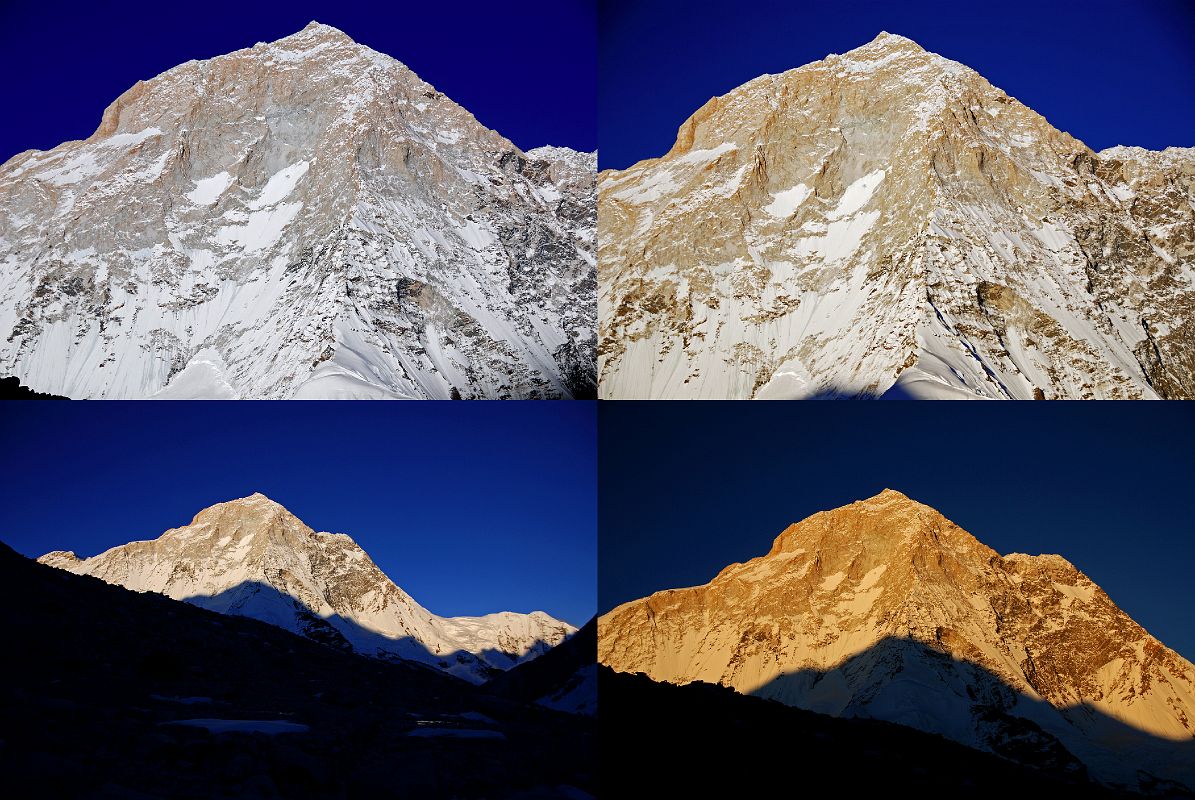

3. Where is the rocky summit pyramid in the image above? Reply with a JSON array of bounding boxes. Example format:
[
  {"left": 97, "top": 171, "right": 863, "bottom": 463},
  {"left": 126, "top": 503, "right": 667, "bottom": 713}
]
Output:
[
  {"left": 598, "top": 490, "right": 1195, "bottom": 792},
  {"left": 599, "top": 32, "right": 1194, "bottom": 399},
  {"left": 0, "top": 22, "right": 596, "bottom": 399},
  {"left": 39, "top": 493, "right": 574, "bottom": 682}
]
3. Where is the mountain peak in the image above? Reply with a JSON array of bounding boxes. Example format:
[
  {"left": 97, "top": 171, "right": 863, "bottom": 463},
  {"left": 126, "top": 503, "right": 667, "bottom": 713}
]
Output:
[
  {"left": 1, "top": 6, "right": 595, "bottom": 400},
  {"left": 860, "top": 31, "right": 925, "bottom": 51},
  {"left": 37, "top": 550, "right": 80, "bottom": 569},
  {"left": 184, "top": 492, "right": 304, "bottom": 533},
  {"left": 202, "top": 492, "right": 291, "bottom": 515},
  {"left": 852, "top": 489, "right": 941, "bottom": 517},
  {"left": 600, "top": 495, "right": 1195, "bottom": 790},
  {"left": 868, "top": 487, "right": 913, "bottom": 502},
  {"left": 235, "top": 492, "right": 284, "bottom": 506},
  {"left": 286, "top": 21, "right": 356, "bottom": 44},
  {"left": 600, "top": 11, "right": 1193, "bottom": 401},
  {"left": 834, "top": 30, "right": 960, "bottom": 77},
  {"left": 37, "top": 497, "right": 575, "bottom": 683},
  {"left": 301, "top": 20, "right": 344, "bottom": 35}
]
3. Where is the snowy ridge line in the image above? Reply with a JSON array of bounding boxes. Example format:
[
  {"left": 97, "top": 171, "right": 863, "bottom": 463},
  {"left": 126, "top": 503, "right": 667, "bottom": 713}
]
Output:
[{"left": 39, "top": 493, "right": 576, "bottom": 684}]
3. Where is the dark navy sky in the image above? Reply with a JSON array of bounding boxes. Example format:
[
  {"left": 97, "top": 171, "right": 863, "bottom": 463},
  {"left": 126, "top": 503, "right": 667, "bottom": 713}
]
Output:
[
  {"left": 0, "top": 403, "right": 596, "bottom": 627},
  {"left": 600, "top": 0, "right": 1195, "bottom": 169},
  {"left": 0, "top": 0, "right": 595, "bottom": 164},
  {"left": 600, "top": 402, "right": 1195, "bottom": 661}
]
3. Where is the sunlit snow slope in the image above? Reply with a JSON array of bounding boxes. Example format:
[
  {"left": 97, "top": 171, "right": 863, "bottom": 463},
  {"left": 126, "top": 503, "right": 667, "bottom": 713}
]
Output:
[
  {"left": 0, "top": 22, "right": 596, "bottom": 399},
  {"left": 598, "top": 33, "right": 1194, "bottom": 399},
  {"left": 39, "top": 493, "right": 574, "bottom": 683}
]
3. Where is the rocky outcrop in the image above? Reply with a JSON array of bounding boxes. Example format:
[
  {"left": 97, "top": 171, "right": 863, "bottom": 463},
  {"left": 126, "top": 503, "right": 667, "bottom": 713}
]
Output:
[
  {"left": 598, "top": 32, "right": 1194, "bottom": 399},
  {"left": 599, "top": 489, "right": 1195, "bottom": 791},
  {"left": 38, "top": 492, "right": 574, "bottom": 682},
  {"left": 0, "top": 22, "right": 595, "bottom": 398}
]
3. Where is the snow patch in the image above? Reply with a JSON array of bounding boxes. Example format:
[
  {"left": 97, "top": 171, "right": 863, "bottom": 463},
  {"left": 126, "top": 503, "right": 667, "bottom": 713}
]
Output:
[
  {"left": 248, "top": 161, "right": 309, "bottom": 210},
  {"left": 678, "top": 142, "right": 737, "bottom": 165},
  {"left": 828, "top": 170, "right": 885, "bottom": 219},
  {"left": 763, "top": 184, "right": 811, "bottom": 218},
  {"left": 187, "top": 172, "right": 234, "bottom": 206},
  {"left": 215, "top": 202, "right": 303, "bottom": 253},
  {"left": 820, "top": 572, "right": 846, "bottom": 591}
]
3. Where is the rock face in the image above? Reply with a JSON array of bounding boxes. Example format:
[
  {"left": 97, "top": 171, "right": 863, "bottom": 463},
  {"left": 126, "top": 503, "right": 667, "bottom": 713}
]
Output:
[
  {"left": 598, "top": 32, "right": 1194, "bottom": 399},
  {"left": 39, "top": 493, "right": 574, "bottom": 682},
  {"left": 598, "top": 489, "right": 1195, "bottom": 791},
  {"left": 0, "top": 22, "right": 596, "bottom": 399}
]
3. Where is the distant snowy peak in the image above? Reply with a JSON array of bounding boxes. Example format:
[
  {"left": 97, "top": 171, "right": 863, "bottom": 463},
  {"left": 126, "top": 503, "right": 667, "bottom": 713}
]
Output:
[
  {"left": 37, "top": 550, "right": 82, "bottom": 570},
  {"left": 599, "top": 32, "right": 1194, "bottom": 400},
  {"left": 526, "top": 146, "right": 597, "bottom": 171},
  {"left": 599, "top": 490, "right": 1195, "bottom": 792},
  {"left": 38, "top": 493, "right": 574, "bottom": 683},
  {"left": 1, "top": 21, "right": 595, "bottom": 399}
]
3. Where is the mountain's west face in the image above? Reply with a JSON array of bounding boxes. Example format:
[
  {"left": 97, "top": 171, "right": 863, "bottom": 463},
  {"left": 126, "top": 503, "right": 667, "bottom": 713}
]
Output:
[
  {"left": 39, "top": 493, "right": 573, "bottom": 682},
  {"left": 598, "top": 32, "right": 1194, "bottom": 399},
  {"left": 0, "top": 22, "right": 596, "bottom": 399},
  {"left": 598, "top": 490, "right": 1195, "bottom": 791}
]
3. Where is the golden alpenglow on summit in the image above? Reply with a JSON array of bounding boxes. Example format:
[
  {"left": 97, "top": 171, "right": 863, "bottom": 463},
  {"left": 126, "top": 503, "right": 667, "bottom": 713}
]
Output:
[
  {"left": 599, "top": 490, "right": 1195, "bottom": 793},
  {"left": 598, "top": 33, "right": 1194, "bottom": 399}
]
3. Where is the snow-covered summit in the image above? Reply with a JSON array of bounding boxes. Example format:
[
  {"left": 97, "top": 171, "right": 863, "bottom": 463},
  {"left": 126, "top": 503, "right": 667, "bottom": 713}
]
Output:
[
  {"left": 247, "top": 21, "right": 358, "bottom": 51},
  {"left": 38, "top": 496, "right": 575, "bottom": 683},
  {"left": 599, "top": 32, "right": 1194, "bottom": 399},
  {"left": 1, "top": 21, "right": 595, "bottom": 399},
  {"left": 527, "top": 145, "right": 596, "bottom": 166},
  {"left": 833, "top": 31, "right": 929, "bottom": 60},
  {"left": 295, "top": 20, "right": 353, "bottom": 39}
]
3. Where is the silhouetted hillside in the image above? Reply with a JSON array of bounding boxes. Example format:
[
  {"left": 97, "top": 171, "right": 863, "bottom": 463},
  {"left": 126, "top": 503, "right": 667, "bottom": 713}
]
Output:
[
  {"left": 0, "top": 542, "right": 593, "bottom": 798},
  {"left": 487, "top": 618, "right": 595, "bottom": 713},
  {"left": 600, "top": 667, "right": 1146, "bottom": 798},
  {"left": 0, "top": 376, "right": 69, "bottom": 399}
]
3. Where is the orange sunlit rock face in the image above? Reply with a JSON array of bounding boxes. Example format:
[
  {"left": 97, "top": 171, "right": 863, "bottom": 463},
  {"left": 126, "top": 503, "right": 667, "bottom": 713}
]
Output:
[{"left": 599, "top": 489, "right": 1195, "bottom": 789}]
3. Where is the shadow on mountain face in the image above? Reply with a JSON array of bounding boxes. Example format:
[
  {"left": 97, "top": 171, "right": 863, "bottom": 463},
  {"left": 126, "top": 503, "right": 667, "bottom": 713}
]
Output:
[
  {"left": 600, "top": 667, "right": 1148, "bottom": 799},
  {"left": 794, "top": 386, "right": 911, "bottom": 400},
  {"left": 0, "top": 543, "right": 594, "bottom": 799},
  {"left": 748, "top": 384, "right": 920, "bottom": 400},
  {"left": 179, "top": 580, "right": 555, "bottom": 682},
  {"left": 750, "top": 636, "right": 1195, "bottom": 795},
  {"left": 757, "top": 380, "right": 987, "bottom": 400}
]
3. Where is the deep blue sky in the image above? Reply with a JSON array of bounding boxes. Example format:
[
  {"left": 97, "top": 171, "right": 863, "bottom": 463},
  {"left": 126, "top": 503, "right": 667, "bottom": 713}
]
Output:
[
  {"left": 0, "top": 0, "right": 595, "bottom": 164},
  {"left": 0, "top": 403, "right": 596, "bottom": 627},
  {"left": 600, "top": 402, "right": 1195, "bottom": 661},
  {"left": 600, "top": 0, "right": 1195, "bottom": 169}
]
